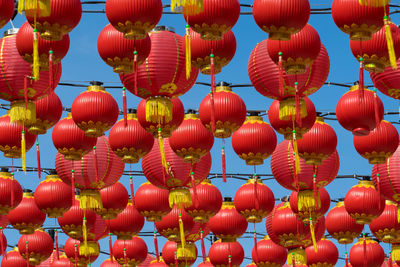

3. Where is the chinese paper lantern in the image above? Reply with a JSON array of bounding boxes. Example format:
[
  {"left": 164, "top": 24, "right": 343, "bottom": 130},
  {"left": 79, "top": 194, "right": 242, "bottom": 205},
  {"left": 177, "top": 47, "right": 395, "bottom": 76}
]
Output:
[
  {"left": 100, "top": 258, "right": 120, "bottom": 267},
  {"left": 297, "top": 117, "right": 337, "bottom": 165},
  {"left": 28, "top": 92, "right": 62, "bottom": 135},
  {"left": 208, "top": 197, "right": 248, "bottom": 242},
  {"left": 267, "top": 24, "right": 321, "bottom": 74},
  {"left": 71, "top": 82, "right": 119, "bottom": 138},
  {"left": 149, "top": 258, "right": 169, "bottom": 266},
  {"left": 0, "top": 0, "right": 13, "bottom": 29},
  {"left": 350, "top": 24, "right": 400, "bottom": 73},
  {"left": 64, "top": 238, "right": 99, "bottom": 266},
  {"left": 169, "top": 111, "right": 214, "bottom": 163},
  {"left": 97, "top": 24, "right": 151, "bottom": 74},
  {"left": 252, "top": 235, "right": 287, "bottom": 267},
  {"left": 198, "top": 258, "right": 214, "bottom": 267},
  {"left": 25, "top": 0, "right": 82, "bottom": 41},
  {"left": 48, "top": 253, "right": 73, "bottom": 267},
  {"left": 18, "top": 229, "right": 53, "bottom": 265},
  {"left": 162, "top": 241, "right": 197, "bottom": 267},
  {"left": 109, "top": 198, "right": 145, "bottom": 240},
  {"left": 370, "top": 201, "right": 400, "bottom": 243},
  {"left": 155, "top": 206, "right": 194, "bottom": 242},
  {"left": 252, "top": 0, "right": 310, "bottom": 40},
  {"left": 336, "top": 85, "right": 384, "bottom": 136},
  {"left": 345, "top": 180, "right": 385, "bottom": 224},
  {"left": 371, "top": 59, "right": 400, "bottom": 99},
  {"left": 231, "top": 114, "right": 277, "bottom": 165},
  {"left": 97, "top": 182, "right": 128, "bottom": 219},
  {"left": 105, "top": 0, "right": 162, "bottom": 40},
  {"left": 112, "top": 236, "right": 148, "bottom": 266},
  {"left": 1, "top": 248, "right": 28, "bottom": 267},
  {"left": 185, "top": 221, "right": 210, "bottom": 242},
  {"left": 234, "top": 177, "right": 275, "bottom": 223},
  {"left": 185, "top": 179, "right": 222, "bottom": 223},
  {"left": 34, "top": 170, "right": 72, "bottom": 218},
  {"left": 353, "top": 120, "right": 399, "bottom": 164},
  {"left": 326, "top": 202, "right": 364, "bottom": 244},
  {"left": 306, "top": 238, "right": 339, "bottom": 267},
  {"left": 8, "top": 189, "right": 46, "bottom": 235},
  {"left": 208, "top": 240, "right": 244, "bottom": 267},
  {"left": 349, "top": 237, "right": 385, "bottom": 267},
  {"left": 301, "top": 216, "right": 326, "bottom": 248},
  {"left": 0, "top": 168, "right": 23, "bottom": 214}
]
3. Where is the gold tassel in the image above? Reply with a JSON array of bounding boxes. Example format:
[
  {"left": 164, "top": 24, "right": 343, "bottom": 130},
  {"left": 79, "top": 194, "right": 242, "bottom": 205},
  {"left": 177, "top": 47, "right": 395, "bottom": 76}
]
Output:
[
  {"left": 185, "top": 25, "right": 191, "bottom": 80},
  {"left": 145, "top": 97, "right": 172, "bottom": 124},
  {"left": 79, "top": 190, "right": 103, "bottom": 211},
  {"left": 171, "top": 0, "right": 203, "bottom": 15},
  {"left": 178, "top": 213, "right": 186, "bottom": 254},
  {"left": 397, "top": 204, "right": 400, "bottom": 223},
  {"left": 21, "top": 130, "right": 26, "bottom": 173},
  {"left": 359, "top": 0, "right": 390, "bottom": 6},
  {"left": 158, "top": 128, "right": 168, "bottom": 171},
  {"left": 279, "top": 98, "right": 307, "bottom": 121},
  {"left": 168, "top": 187, "right": 192, "bottom": 208},
  {"left": 177, "top": 243, "right": 196, "bottom": 260},
  {"left": 287, "top": 248, "right": 307, "bottom": 266},
  {"left": 392, "top": 244, "right": 400, "bottom": 263},
  {"left": 310, "top": 218, "right": 318, "bottom": 253},
  {"left": 298, "top": 190, "right": 320, "bottom": 212},
  {"left": 9, "top": 101, "right": 36, "bottom": 125},
  {"left": 81, "top": 217, "right": 89, "bottom": 255},
  {"left": 384, "top": 15, "right": 397, "bottom": 70},
  {"left": 32, "top": 29, "right": 40, "bottom": 80},
  {"left": 291, "top": 118, "right": 301, "bottom": 174},
  {"left": 18, "top": 0, "right": 51, "bottom": 16}
]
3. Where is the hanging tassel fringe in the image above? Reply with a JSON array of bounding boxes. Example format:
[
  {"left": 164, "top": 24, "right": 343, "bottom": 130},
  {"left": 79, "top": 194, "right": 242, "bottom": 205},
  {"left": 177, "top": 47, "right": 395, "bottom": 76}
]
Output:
[
  {"left": 358, "top": 59, "right": 365, "bottom": 97},
  {"left": 158, "top": 129, "right": 168, "bottom": 172},
  {"left": 389, "top": 252, "right": 393, "bottom": 267},
  {"left": 210, "top": 53, "right": 216, "bottom": 133},
  {"left": 26, "top": 241, "right": 29, "bottom": 267},
  {"left": 36, "top": 141, "right": 41, "bottom": 179},
  {"left": 373, "top": 88, "right": 381, "bottom": 128},
  {"left": 171, "top": 0, "right": 203, "bottom": 15},
  {"left": 0, "top": 227, "right": 4, "bottom": 257},
  {"left": 33, "top": 29, "right": 40, "bottom": 80},
  {"left": 79, "top": 190, "right": 103, "bottom": 211},
  {"left": 298, "top": 190, "right": 320, "bottom": 213},
  {"left": 292, "top": 133, "right": 301, "bottom": 175},
  {"left": 133, "top": 51, "right": 138, "bottom": 95},
  {"left": 93, "top": 146, "right": 99, "bottom": 184},
  {"left": 21, "top": 131, "right": 26, "bottom": 173},
  {"left": 200, "top": 229, "right": 207, "bottom": 262},
  {"left": 253, "top": 229, "right": 258, "bottom": 262},
  {"left": 49, "top": 50, "right": 54, "bottom": 89},
  {"left": 345, "top": 252, "right": 349, "bottom": 267},
  {"left": 392, "top": 244, "right": 400, "bottom": 264},
  {"left": 18, "top": 0, "right": 51, "bottom": 16},
  {"left": 278, "top": 52, "right": 285, "bottom": 97},
  {"left": 177, "top": 242, "right": 196, "bottom": 260},
  {"left": 254, "top": 178, "right": 260, "bottom": 210},
  {"left": 108, "top": 233, "right": 113, "bottom": 262},
  {"left": 279, "top": 97, "right": 307, "bottom": 121},
  {"left": 295, "top": 92, "right": 302, "bottom": 126},
  {"left": 124, "top": 248, "right": 128, "bottom": 266},
  {"left": 122, "top": 87, "right": 128, "bottom": 127},
  {"left": 178, "top": 213, "right": 186, "bottom": 256},
  {"left": 174, "top": 252, "right": 179, "bottom": 267},
  {"left": 74, "top": 243, "right": 78, "bottom": 267},
  {"left": 185, "top": 25, "right": 191, "bottom": 80},
  {"left": 71, "top": 169, "right": 75, "bottom": 205},
  {"left": 145, "top": 97, "right": 172, "bottom": 124},
  {"left": 10, "top": 101, "right": 36, "bottom": 125},
  {"left": 384, "top": 15, "right": 397, "bottom": 70},
  {"left": 287, "top": 248, "right": 307, "bottom": 266},
  {"left": 190, "top": 170, "right": 198, "bottom": 208},
  {"left": 313, "top": 167, "right": 319, "bottom": 210},
  {"left": 154, "top": 230, "right": 160, "bottom": 261},
  {"left": 81, "top": 217, "right": 88, "bottom": 256},
  {"left": 54, "top": 229, "right": 59, "bottom": 260},
  {"left": 363, "top": 234, "right": 367, "bottom": 267},
  {"left": 222, "top": 140, "right": 227, "bottom": 183},
  {"left": 310, "top": 219, "right": 318, "bottom": 252},
  {"left": 169, "top": 187, "right": 192, "bottom": 208},
  {"left": 130, "top": 176, "right": 135, "bottom": 205},
  {"left": 359, "top": 0, "right": 390, "bottom": 6}
]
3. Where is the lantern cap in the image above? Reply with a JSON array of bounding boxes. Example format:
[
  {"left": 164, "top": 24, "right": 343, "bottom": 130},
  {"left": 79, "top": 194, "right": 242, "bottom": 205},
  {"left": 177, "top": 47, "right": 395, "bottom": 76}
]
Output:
[
  {"left": 248, "top": 111, "right": 260, "bottom": 116},
  {"left": 0, "top": 168, "right": 8, "bottom": 173},
  {"left": 3, "top": 28, "right": 18, "bottom": 37},
  {"left": 23, "top": 189, "right": 32, "bottom": 193},
  {"left": 127, "top": 108, "right": 137, "bottom": 114},
  {"left": 49, "top": 169, "right": 57, "bottom": 175},
  {"left": 89, "top": 81, "right": 103, "bottom": 86},
  {"left": 223, "top": 197, "right": 233, "bottom": 202},
  {"left": 186, "top": 109, "right": 197, "bottom": 114},
  {"left": 153, "top": 25, "right": 175, "bottom": 33},
  {"left": 217, "top": 81, "right": 231, "bottom": 87}
]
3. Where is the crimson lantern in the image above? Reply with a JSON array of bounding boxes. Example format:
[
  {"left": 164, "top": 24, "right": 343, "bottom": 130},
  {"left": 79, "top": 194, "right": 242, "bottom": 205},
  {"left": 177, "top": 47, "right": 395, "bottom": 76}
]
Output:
[
  {"left": 371, "top": 59, "right": 400, "bottom": 99},
  {"left": 0, "top": 168, "right": 23, "bottom": 214},
  {"left": 98, "top": 182, "right": 129, "bottom": 219},
  {"left": 101, "top": 258, "right": 120, "bottom": 267},
  {"left": 0, "top": 0, "right": 13, "bottom": 29},
  {"left": 252, "top": 236, "right": 287, "bottom": 266},
  {"left": 18, "top": 229, "right": 53, "bottom": 266},
  {"left": 231, "top": 114, "right": 277, "bottom": 165},
  {"left": 370, "top": 201, "right": 400, "bottom": 244},
  {"left": 208, "top": 240, "right": 244, "bottom": 267},
  {"left": 48, "top": 253, "right": 73, "bottom": 267},
  {"left": 234, "top": 177, "right": 275, "bottom": 223},
  {"left": 97, "top": 24, "right": 151, "bottom": 73},
  {"left": 208, "top": 197, "right": 248, "bottom": 242},
  {"left": 155, "top": 206, "right": 194, "bottom": 242},
  {"left": 29, "top": 92, "right": 63, "bottom": 135},
  {"left": 306, "top": 238, "right": 339, "bottom": 267},
  {"left": 112, "top": 236, "right": 148, "bottom": 266},
  {"left": 64, "top": 238, "right": 99, "bottom": 266},
  {"left": 105, "top": 0, "right": 162, "bottom": 40},
  {"left": 1, "top": 248, "right": 28, "bottom": 267},
  {"left": 34, "top": 170, "right": 72, "bottom": 218},
  {"left": 162, "top": 241, "right": 197, "bottom": 267},
  {"left": 349, "top": 237, "right": 385, "bottom": 267}
]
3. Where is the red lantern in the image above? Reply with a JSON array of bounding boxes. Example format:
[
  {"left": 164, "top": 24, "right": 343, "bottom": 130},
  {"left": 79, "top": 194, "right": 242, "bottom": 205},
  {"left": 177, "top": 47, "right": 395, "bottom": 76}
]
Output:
[
  {"left": 97, "top": 24, "right": 151, "bottom": 74},
  {"left": 34, "top": 171, "right": 72, "bottom": 218},
  {"left": 198, "top": 258, "right": 214, "bottom": 267},
  {"left": 112, "top": 236, "right": 148, "bottom": 266},
  {"left": 185, "top": 179, "right": 222, "bottom": 223},
  {"left": 199, "top": 83, "right": 246, "bottom": 138},
  {"left": 331, "top": 0, "right": 387, "bottom": 40},
  {"left": 1, "top": 248, "right": 28, "bottom": 267},
  {"left": 353, "top": 120, "right": 399, "bottom": 164},
  {"left": 18, "top": 229, "right": 53, "bottom": 265},
  {"left": 208, "top": 198, "right": 248, "bottom": 242},
  {"left": 0, "top": 169, "right": 23, "bottom": 214},
  {"left": 185, "top": 222, "right": 210, "bottom": 242},
  {"left": 162, "top": 241, "right": 197, "bottom": 267},
  {"left": 169, "top": 112, "right": 214, "bottom": 163},
  {"left": 350, "top": 24, "right": 400, "bottom": 73},
  {"left": 105, "top": 0, "right": 162, "bottom": 40},
  {"left": 28, "top": 92, "right": 62, "bottom": 135},
  {"left": 64, "top": 238, "right": 99, "bottom": 266},
  {"left": 8, "top": 189, "right": 46, "bottom": 235},
  {"left": 231, "top": 114, "right": 277, "bottom": 165},
  {"left": 149, "top": 258, "right": 169, "bottom": 266},
  {"left": 326, "top": 202, "right": 364, "bottom": 244},
  {"left": 155, "top": 206, "right": 194, "bottom": 242},
  {"left": 252, "top": 0, "right": 310, "bottom": 40},
  {"left": 371, "top": 59, "right": 400, "bottom": 99},
  {"left": 344, "top": 180, "right": 385, "bottom": 224},
  {"left": 71, "top": 82, "right": 119, "bottom": 138},
  {"left": 208, "top": 240, "right": 244, "bottom": 267},
  {"left": 100, "top": 258, "right": 120, "bottom": 267},
  {"left": 135, "top": 182, "right": 171, "bottom": 222},
  {"left": 267, "top": 24, "right": 321, "bottom": 74},
  {"left": 306, "top": 238, "right": 339, "bottom": 267},
  {"left": 98, "top": 182, "right": 128, "bottom": 219},
  {"left": 234, "top": 177, "right": 275, "bottom": 223},
  {"left": 0, "top": 0, "right": 13, "bottom": 29},
  {"left": 370, "top": 201, "right": 400, "bottom": 243},
  {"left": 252, "top": 235, "right": 287, "bottom": 267},
  {"left": 109, "top": 199, "right": 145, "bottom": 240},
  {"left": 46, "top": 253, "right": 73, "bottom": 267},
  {"left": 349, "top": 237, "right": 385, "bottom": 267},
  {"left": 25, "top": 0, "right": 82, "bottom": 41}
]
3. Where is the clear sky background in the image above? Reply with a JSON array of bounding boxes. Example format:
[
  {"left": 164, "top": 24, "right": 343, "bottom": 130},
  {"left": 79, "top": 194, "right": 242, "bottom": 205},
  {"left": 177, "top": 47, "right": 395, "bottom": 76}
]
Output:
[{"left": 2, "top": 0, "right": 400, "bottom": 266}]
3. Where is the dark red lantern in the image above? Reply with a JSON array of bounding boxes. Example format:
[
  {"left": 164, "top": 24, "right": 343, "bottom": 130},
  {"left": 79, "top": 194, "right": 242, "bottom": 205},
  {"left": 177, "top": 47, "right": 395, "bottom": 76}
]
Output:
[
  {"left": 252, "top": 235, "right": 287, "bottom": 267},
  {"left": 234, "top": 177, "right": 275, "bottom": 223},
  {"left": 306, "top": 238, "right": 339, "bottom": 267},
  {"left": 353, "top": 120, "right": 399, "bottom": 164},
  {"left": 97, "top": 24, "right": 151, "bottom": 73},
  {"left": 252, "top": 0, "right": 310, "bottom": 40},
  {"left": 98, "top": 182, "right": 129, "bottom": 219},
  {"left": 1, "top": 248, "right": 28, "bottom": 267},
  {"left": 0, "top": 169, "right": 23, "bottom": 214},
  {"left": 231, "top": 114, "right": 277, "bottom": 165},
  {"left": 326, "top": 202, "right": 364, "bottom": 244},
  {"left": 0, "top": 0, "right": 13, "bottom": 29},
  {"left": 34, "top": 171, "right": 72, "bottom": 218},
  {"left": 208, "top": 240, "right": 244, "bottom": 267},
  {"left": 105, "top": 0, "right": 162, "bottom": 40},
  {"left": 71, "top": 82, "right": 119, "bottom": 137},
  {"left": 29, "top": 92, "right": 63, "bottom": 135},
  {"left": 155, "top": 206, "right": 194, "bottom": 242},
  {"left": 112, "top": 236, "right": 148, "bottom": 266},
  {"left": 349, "top": 237, "right": 385, "bottom": 267},
  {"left": 199, "top": 83, "right": 246, "bottom": 138},
  {"left": 18, "top": 229, "right": 53, "bottom": 265},
  {"left": 208, "top": 197, "right": 248, "bottom": 242},
  {"left": 64, "top": 238, "right": 99, "bottom": 266},
  {"left": 267, "top": 24, "right": 321, "bottom": 74},
  {"left": 162, "top": 241, "right": 197, "bottom": 267},
  {"left": 370, "top": 201, "right": 400, "bottom": 243},
  {"left": 371, "top": 59, "right": 400, "bottom": 99}
]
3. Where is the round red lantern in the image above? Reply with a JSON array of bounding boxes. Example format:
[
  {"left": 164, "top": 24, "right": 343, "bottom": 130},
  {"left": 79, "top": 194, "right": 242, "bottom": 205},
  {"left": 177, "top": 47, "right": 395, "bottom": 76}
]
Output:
[
  {"left": 162, "top": 241, "right": 197, "bottom": 267},
  {"left": 353, "top": 120, "right": 399, "bottom": 164},
  {"left": 112, "top": 236, "right": 148, "bottom": 266},
  {"left": 370, "top": 201, "right": 400, "bottom": 243},
  {"left": 25, "top": 0, "right": 82, "bottom": 41},
  {"left": 336, "top": 85, "right": 384, "bottom": 136},
  {"left": 28, "top": 92, "right": 62, "bottom": 135},
  {"left": 98, "top": 182, "right": 129, "bottom": 219},
  {"left": 306, "top": 238, "right": 339, "bottom": 267},
  {"left": 349, "top": 237, "right": 385, "bottom": 267},
  {"left": 71, "top": 82, "right": 119, "bottom": 138},
  {"left": 8, "top": 189, "right": 46, "bottom": 235},
  {"left": 231, "top": 114, "right": 277, "bottom": 165},
  {"left": 198, "top": 258, "right": 214, "bottom": 267},
  {"left": 48, "top": 253, "right": 74, "bottom": 267},
  {"left": 100, "top": 258, "right": 120, "bottom": 267},
  {"left": 149, "top": 258, "right": 169, "bottom": 266},
  {"left": 185, "top": 221, "right": 210, "bottom": 242},
  {"left": 331, "top": 0, "right": 387, "bottom": 40},
  {"left": 109, "top": 198, "right": 145, "bottom": 240},
  {"left": 208, "top": 197, "right": 248, "bottom": 242},
  {"left": 169, "top": 111, "right": 214, "bottom": 163},
  {"left": 345, "top": 180, "right": 385, "bottom": 224},
  {"left": 185, "top": 179, "right": 222, "bottom": 223},
  {"left": 234, "top": 177, "right": 275, "bottom": 223},
  {"left": 208, "top": 240, "right": 244, "bottom": 267},
  {"left": 252, "top": 0, "right": 310, "bottom": 40},
  {"left": 267, "top": 24, "right": 321, "bottom": 74},
  {"left": 64, "top": 238, "right": 99, "bottom": 266},
  {"left": 350, "top": 24, "right": 400, "bottom": 73},
  {"left": 0, "top": 0, "right": 13, "bottom": 29},
  {"left": 105, "top": 0, "right": 162, "bottom": 40},
  {"left": 97, "top": 24, "right": 151, "bottom": 73},
  {"left": 18, "top": 229, "right": 53, "bottom": 265},
  {"left": 252, "top": 235, "right": 287, "bottom": 267},
  {"left": 371, "top": 59, "right": 400, "bottom": 99},
  {"left": 0, "top": 169, "right": 23, "bottom": 214},
  {"left": 1, "top": 248, "right": 28, "bottom": 267},
  {"left": 34, "top": 171, "right": 72, "bottom": 218},
  {"left": 326, "top": 202, "right": 364, "bottom": 244},
  {"left": 297, "top": 117, "right": 337, "bottom": 165},
  {"left": 155, "top": 206, "right": 194, "bottom": 242},
  {"left": 199, "top": 82, "right": 246, "bottom": 138}
]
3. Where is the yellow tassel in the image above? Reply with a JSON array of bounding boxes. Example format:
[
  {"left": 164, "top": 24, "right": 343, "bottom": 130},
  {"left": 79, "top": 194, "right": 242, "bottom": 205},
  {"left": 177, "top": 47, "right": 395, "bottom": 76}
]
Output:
[
  {"left": 310, "top": 219, "right": 318, "bottom": 253},
  {"left": 392, "top": 244, "right": 400, "bottom": 262},
  {"left": 384, "top": 16, "right": 397, "bottom": 70},
  {"left": 21, "top": 130, "right": 26, "bottom": 173},
  {"left": 397, "top": 204, "right": 400, "bottom": 223},
  {"left": 158, "top": 129, "right": 168, "bottom": 172},
  {"left": 81, "top": 216, "right": 89, "bottom": 255},
  {"left": 185, "top": 25, "right": 191, "bottom": 80},
  {"left": 18, "top": 0, "right": 51, "bottom": 16},
  {"left": 287, "top": 248, "right": 307, "bottom": 266},
  {"left": 359, "top": 0, "right": 390, "bottom": 6},
  {"left": 9, "top": 101, "right": 36, "bottom": 125},
  {"left": 79, "top": 190, "right": 103, "bottom": 211},
  {"left": 177, "top": 243, "right": 196, "bottom": 260},
  {"left": 178, "top": 213, "right": 186, "bottom": 253},
  {"left": 171, "top": 0, "right": 203, "bottom": 15},
  {"left": 291, "top": 135, "right": 301, "bottom": 175},
  {"left": 298, "top": 190, "right": 320, "bottom": 212},
  {"left": 33, "top": 29, "right": 40, "bottom": 80},
  {"left": 168, "top": 187, "right": 192, "bottom": 209},
  {"left": 146, "top": 97, "right": 172, "bottom": 124},
  {"left": 279, "top": 98, "right": 307, "bottom": 121}
]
